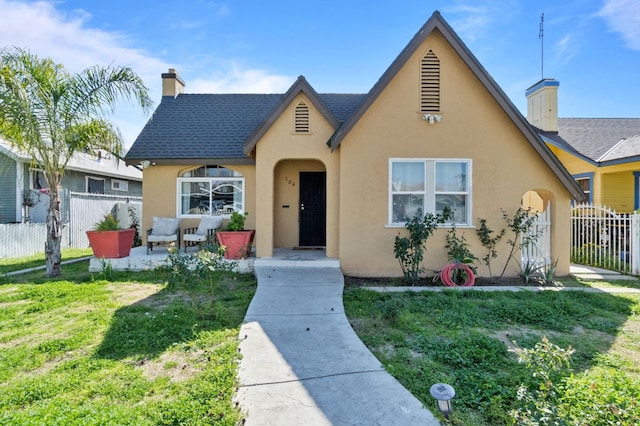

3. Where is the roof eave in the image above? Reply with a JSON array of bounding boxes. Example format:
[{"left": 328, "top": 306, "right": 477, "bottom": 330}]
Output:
[
  {"left": 243, "top": 76, "right": 340, "bottom": 155},
  {"left": 328, "top": 11, "right": 585, "bottom": 201},
  {"left": 124, "top": 157, "right": 256, "bottom": 167}
]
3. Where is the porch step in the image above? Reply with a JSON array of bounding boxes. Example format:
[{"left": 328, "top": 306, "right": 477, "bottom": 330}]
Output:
[{"left": 254, "top": 257, "right": 340, "bottom": 268}]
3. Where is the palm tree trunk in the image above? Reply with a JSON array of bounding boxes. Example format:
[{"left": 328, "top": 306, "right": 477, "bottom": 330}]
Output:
[{"left": 45, "top": 184, "right": 63, "bottom": 277}]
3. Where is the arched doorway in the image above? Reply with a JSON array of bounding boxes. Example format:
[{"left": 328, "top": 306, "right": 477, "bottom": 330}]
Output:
[{"left": 273, "top": 160, "right": 326, "bottom": 248}]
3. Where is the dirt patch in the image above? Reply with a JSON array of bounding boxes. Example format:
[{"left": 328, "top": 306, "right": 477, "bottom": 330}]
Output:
[
  {"left": 138, "top": 350, "right": 203, "bottom": 383},
  {"left": 107, "top": 283, "right": 162, "bottom": 306}
]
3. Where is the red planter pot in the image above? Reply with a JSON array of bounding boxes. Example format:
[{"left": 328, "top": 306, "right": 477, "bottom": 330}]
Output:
[
  {"left": 86, "top": 229, "right": 135, "bottom": 258},
  {"left": 216, "top": 230, "right": 255, "bottom": 259}
]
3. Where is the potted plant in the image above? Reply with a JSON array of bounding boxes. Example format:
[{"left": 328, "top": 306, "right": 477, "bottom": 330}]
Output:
[
  {"left": 216, "top": 212, "right": 255, "bottom": 259},
  {"left": 86, "top": 213, "right": 136, "bottom": 258}
]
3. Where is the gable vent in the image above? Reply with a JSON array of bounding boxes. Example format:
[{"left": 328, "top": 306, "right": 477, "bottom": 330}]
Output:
[
  {"left": 420, "top": 50, "right": 440, "bottom": 113},
  {"left": 295, "top": 101, "right": 310, "bottom": 133}
]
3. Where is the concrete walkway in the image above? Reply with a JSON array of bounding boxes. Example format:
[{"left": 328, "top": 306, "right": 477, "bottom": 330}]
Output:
[{"left": 235, "top": 265, "right": 440, "bottom": 426}]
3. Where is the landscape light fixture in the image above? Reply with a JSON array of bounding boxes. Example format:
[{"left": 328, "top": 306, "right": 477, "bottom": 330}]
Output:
[{"left": 429, "top": 382, "right": 455, "bottom": 419}]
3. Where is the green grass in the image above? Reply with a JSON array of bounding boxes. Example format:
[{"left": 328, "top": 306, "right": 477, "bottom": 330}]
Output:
[
  {"left": 344, "top": 285, "right": 640, "bottom": 425},
  {"left": 0, "top": 260, "right": 256, "bottom": 425},
  {"left": 0, "top": 248, "right": 94, "bottom": 274}
]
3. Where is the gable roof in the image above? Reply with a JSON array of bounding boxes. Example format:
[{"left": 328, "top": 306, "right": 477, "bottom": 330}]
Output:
[
  {"left": 538, "top": 118, "right": 640, "bottom": 165},
  {"left": 125, "top": 11, "right": 584, "bottom": 201},
  {"left": 325, "top": 10, "right": 585, "bottom": 201},
  {"left": 125, "top": 87, "right": 365, "bottom": 165},
  {"left": 244, "top": 76, "right": 340, "bottom": 154}
]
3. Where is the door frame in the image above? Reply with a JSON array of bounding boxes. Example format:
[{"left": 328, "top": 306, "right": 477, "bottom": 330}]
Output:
[{"left": 298, "top": 170, "right": 326, "bottom": 247}]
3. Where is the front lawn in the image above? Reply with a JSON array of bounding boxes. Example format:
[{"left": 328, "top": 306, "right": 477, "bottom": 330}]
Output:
[
  {"left": 0, "top": 260, "right": 256, "bottom": 425},
  {"left": 0, "top": 248, "right": 93, "bottom": 275},
  {"left": 344, "top": 284, "right": 640, "bottom": 425}
]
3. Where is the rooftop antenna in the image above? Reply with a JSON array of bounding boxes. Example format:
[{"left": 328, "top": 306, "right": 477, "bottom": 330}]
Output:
[{"left": 538, "top": 12, "right": 544, "bottom": 80}]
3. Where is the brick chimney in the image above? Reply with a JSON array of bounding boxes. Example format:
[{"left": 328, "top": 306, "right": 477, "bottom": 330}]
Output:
[
  {"left": 161, "top": 68, "right": 185, "bottom": 97},
  {"left": 526, "top": 78, "right": 559, "bottom": 132}
]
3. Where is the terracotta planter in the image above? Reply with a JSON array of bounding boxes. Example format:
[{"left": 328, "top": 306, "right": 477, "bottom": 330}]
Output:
[
  {"left": 216, "top": 230, "right": 255, "bottom": 259},
  {"left": 86, "top": 228, "right": 135, "bottom": 258}
]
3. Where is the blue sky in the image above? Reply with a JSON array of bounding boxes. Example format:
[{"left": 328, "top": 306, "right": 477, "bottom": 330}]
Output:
[{"left": 0, "top": 0, "right": 639, "bottom": 148}]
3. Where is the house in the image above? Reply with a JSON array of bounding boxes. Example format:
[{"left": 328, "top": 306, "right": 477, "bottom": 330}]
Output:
[
  {"left": 125, "top": 11, "right": 584, "bottom": 277},
  {"left": 0, "top": 139, "right": 143, "bottom": 223},
  {"left": 526, "top": 78, "right": 640, "bottom": 213}
]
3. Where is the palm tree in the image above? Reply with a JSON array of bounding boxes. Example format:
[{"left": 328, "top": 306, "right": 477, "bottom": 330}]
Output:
[{"left": 0, "top": 47, "right": 152, "bottom": 277}]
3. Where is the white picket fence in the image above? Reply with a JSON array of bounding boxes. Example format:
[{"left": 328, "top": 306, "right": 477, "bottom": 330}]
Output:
[
  {"left": 571, "top": 203, "right": 640, "bottom": 275},
  {"left": 522, "top": 202, "right": 552, "bottom": 269}
]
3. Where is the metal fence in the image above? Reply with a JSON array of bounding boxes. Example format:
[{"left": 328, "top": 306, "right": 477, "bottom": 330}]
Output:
[
  {"left": 571, "top": 203, "right": 640, "bottom": 275},
  {"left": 1, "top": 190, "right": 141, "bottom": 259}
]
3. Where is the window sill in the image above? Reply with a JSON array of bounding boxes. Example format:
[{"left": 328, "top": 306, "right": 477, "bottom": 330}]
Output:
[{"left": 385, "top": 223, "right": 476, "bottom": 229}]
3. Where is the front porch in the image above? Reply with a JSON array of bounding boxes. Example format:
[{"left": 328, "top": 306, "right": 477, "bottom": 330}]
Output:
[{"left": 88, "top": 246, "right": 339, "bottom": 273}]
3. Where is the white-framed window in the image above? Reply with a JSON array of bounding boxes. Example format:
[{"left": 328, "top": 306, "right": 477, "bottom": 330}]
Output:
[
  {"left": 177, "top": 166, "right": 245, "bottom": 218},
  {"left": 111, "top": 179, "right": 129, "bottom": 192},
  {"left": 86, "top": 176, "right": 105, "bottom": 194},
  {"left": 389, "top": 158, "right": 471, "bottom": 226},
  {"left": 30, "top": 169, "right": 48, "bottom": 190}
]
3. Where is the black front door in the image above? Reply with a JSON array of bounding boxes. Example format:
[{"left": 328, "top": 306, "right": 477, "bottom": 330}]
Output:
[{"left": 299, "top": 171, "right": 326, "bottom": 246}]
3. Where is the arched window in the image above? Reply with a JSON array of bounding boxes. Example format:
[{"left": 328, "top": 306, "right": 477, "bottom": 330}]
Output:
[
  {"left": 420, "top": 50, "right": 440, "bottom": 113},
  {"left": 177, "top": 166, "right": 244, "bottom": 217},
  {"left": 294, "top": 101, "right": 310, "bottom": 133}
]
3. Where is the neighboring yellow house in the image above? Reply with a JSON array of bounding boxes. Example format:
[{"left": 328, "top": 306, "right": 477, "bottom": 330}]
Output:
[
  {"left": 526, "top": 79, "right": 640, "bottom": 213},
  {"left": 125, "top": 11, "right": 584, "bottom": 277}
]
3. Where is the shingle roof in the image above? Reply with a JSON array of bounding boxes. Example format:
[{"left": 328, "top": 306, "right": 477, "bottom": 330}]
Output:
[
  {"left": 125, "top": 92, "right": 366, "bottom": 165},
  {"left": 537, "top": 118, "right": 640, "bottom": 164},
  {"left": 124, "top": 10, "right": 585, "bottom": 202}
]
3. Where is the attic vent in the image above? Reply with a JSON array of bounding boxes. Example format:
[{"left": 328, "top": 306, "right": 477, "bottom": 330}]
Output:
[
  {"left": 295, "top": 101, "right": 310, "bottom": 133},
  {"left": 420, "top": 50, "right": 440, "bottom": 113}
]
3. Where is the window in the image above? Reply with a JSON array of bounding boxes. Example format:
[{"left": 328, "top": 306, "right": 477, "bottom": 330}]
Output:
[
  {"left": 87, "top": 176, "right": 105, "bottom": 194},
  {"left": 390, "top": 159, "right": 471, "bottom": 225},
  {"left": 177, "top": 166, "right": 244, "bottom": 217},
  {"left": 574, "top": 174, "right": 592, "bottom": 203},
  {"left": 420, "top": 50, "right": 440, "bottom": 113},
  {"left": 294, "top": 101, "right": 310, "bottom": 133},
  {"left": 31, "top": 169, "right": 48, "bottom": 190},
  {"left": 111, "top": 179, "right": 129, "bottom": 192}
]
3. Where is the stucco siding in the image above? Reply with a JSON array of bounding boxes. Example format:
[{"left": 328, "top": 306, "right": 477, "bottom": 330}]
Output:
[
  {"left": 254, "top": 93, "right": 340, "bottom": 258},
  {"left": 141, "top": 164, "right": 256, "bottom": 243},
  {"left": 337, "top": 29, "right": 572, "bottom": 277}
]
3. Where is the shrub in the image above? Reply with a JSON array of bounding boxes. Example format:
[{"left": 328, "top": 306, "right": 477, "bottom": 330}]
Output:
[
  {"left": 159, "top": 244, "right": 234, "bottom": 317},
  {"left": 393, "top": 208, "right": 451, "bottom": 282},
  {"left": 509, "top": 336, "right": 574, "bottom": 425}
]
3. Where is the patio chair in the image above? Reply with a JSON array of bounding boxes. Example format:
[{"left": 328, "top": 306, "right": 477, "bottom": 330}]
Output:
[
  {"left": 146, "top": 216, "right": 181, "bottom": 254},
  {"left": 183, "top": 215, "right": 222, "bottom": 249}
]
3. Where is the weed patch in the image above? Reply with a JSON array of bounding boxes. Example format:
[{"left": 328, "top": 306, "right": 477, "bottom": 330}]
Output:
[{"left": 344, "top": 287, "right": 640, "bottom": 425}]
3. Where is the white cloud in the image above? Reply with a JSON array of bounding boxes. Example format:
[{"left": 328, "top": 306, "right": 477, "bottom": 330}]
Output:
[
  {"left": 0, "top": 0, "right": 292, "bottom": 148},
  {"left": 188, "top": 62, "right": 293, "bottom": 93},
  {"left": 555, "top": 33, "right": 576, "bottom": 63},
  {"left": 444, "top": 0, "right": 519, "bottom": 42},
  {"left": 599, "top": 0, "right": 640, "bottom": 50},
  {"left": 0, "top": 0, "right": 169, "bottom": 147}
]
